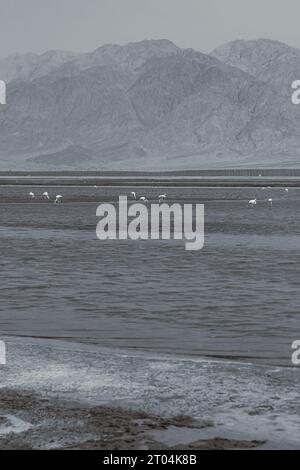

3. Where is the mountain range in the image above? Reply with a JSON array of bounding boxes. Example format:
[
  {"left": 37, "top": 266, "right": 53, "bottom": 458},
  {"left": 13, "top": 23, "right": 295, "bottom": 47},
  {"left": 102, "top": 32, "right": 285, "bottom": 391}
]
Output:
[{"left": 0, "top": 38, "right": 300, "bottom": 170}]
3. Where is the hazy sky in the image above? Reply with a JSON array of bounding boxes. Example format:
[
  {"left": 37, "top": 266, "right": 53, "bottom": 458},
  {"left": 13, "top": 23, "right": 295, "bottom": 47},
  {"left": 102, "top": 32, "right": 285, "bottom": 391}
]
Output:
[{"left": 0, "top": 0, "right": 299, "bottom": 58}]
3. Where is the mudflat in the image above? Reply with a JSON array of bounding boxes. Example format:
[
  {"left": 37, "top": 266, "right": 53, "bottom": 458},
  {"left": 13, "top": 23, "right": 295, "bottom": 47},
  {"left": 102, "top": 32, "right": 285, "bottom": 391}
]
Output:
[{"left": 0, "top": 389, "right": 264, "bottom": 450}]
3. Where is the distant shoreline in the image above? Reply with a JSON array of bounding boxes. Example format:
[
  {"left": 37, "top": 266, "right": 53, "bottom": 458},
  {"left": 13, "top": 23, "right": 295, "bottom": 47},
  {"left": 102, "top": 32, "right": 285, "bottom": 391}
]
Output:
[
  {"left": 0, "top": 176, "right": 299, "bottom": 187},
  {"left": 2, "top": 169, "right": 300, "bottom": 177},
  {"left": 1, "top": 169, "right": 300, "bottom": 187}
]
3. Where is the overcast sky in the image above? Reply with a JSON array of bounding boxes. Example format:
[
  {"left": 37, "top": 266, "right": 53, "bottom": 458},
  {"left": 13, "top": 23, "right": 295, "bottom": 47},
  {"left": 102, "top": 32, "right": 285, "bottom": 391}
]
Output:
[{"left": 0, "top": 0, "right": 299, "bottom": 58}]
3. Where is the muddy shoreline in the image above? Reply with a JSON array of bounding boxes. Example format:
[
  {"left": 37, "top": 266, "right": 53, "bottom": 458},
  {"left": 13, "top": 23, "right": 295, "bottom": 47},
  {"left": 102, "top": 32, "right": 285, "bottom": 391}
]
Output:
[
  {"left": 0, "top": 389, "right": 264, "bottom": 450},
  {"left": 0, "top": 336, "right": 299, "bottom": 450}
]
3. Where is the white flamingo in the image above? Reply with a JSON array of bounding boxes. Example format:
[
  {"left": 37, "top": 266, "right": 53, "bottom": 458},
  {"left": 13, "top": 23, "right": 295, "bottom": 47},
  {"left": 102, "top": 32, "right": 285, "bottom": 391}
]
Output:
[
  {"left": 268, "top": 198, "right": 273, "bottom": 205},
  {"left": 130, "top": 191, "right": 137, "bottom": 199},
  {"left": 248, "top": 198, "right": 257, "bottom": 207},
  {"left": 29, "top": 192, "right": 36, "bottom": 199},
  {"left": 285, "top": 188, "right": 289, "bottom": 192},
  {"left": 54, "top": 195, "right": 63, "bottom": 204},
  {"left": 42, "top": 191, "right": 50, "bottom": 200},
  {"left": 139, "top": 196, "right": 148, "bottom": 202}
]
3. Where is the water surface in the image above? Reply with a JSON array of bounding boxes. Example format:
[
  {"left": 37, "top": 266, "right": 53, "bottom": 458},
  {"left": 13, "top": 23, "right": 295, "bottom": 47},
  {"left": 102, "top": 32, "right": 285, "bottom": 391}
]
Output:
[{"left": 0, "top": 185, "right": 299, "bottom": 366}]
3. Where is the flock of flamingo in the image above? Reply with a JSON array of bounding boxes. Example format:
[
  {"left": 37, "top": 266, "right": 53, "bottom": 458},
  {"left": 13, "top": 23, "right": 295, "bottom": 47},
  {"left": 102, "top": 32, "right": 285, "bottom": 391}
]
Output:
[
  {"left": 27, "top": 190, "right": 167, "bottom": 204},
  {"left": 27, "top": 188, "right": 289, "bottom": 206},
  {"left": 130, "top": 191, "right": 167, "bottom": 203},
  {"left": 29, "top": 191, "right": 63, "bottom": 204}
]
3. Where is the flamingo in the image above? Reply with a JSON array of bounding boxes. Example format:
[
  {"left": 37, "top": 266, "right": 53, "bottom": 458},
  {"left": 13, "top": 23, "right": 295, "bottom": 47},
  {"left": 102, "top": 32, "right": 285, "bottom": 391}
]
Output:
[
  {"left": 268, "top": 198, "right": 273, "bottom": 205},
  {"left": 42, "top": 191, "right": 50, "bottom": 200},
  {"left": 139, "top": 196, "right": 148, "bottom": 202},
  {"left": 54, "top": 195, "right": 63, "bottom": 204},
  {"left": 285, "top": 188, "right": 289, "bottom": 192},
  {"left": 130, "top": 191, "right": 137, "bottom": 199},
  {"left": 248, "top": 198, "right": 257, "bottom": 207},
  {"left": 29, "top": 192, "right": 36, "bottom": 199}
]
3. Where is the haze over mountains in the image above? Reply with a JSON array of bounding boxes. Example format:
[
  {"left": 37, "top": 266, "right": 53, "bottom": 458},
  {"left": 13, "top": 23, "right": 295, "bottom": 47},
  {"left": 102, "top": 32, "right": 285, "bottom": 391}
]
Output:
[{"left": 0, "top": 38, "right": 300, "bottom": 170}]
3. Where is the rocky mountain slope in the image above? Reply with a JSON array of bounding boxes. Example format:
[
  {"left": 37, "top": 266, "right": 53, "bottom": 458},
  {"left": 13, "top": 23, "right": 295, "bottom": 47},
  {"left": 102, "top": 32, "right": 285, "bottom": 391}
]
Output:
[
  {"left": 0, "top": 38, "right": 299, "bottom": 169},
  {"left": 212, "top": 38, "right": 300, "bottom": 97}
]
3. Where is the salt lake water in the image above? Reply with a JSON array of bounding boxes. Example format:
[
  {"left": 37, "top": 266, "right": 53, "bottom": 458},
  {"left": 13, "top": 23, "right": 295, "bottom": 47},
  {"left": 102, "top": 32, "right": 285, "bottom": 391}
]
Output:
[{"left": 0, "top": 185, "right": 299, "bottom": 367}]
